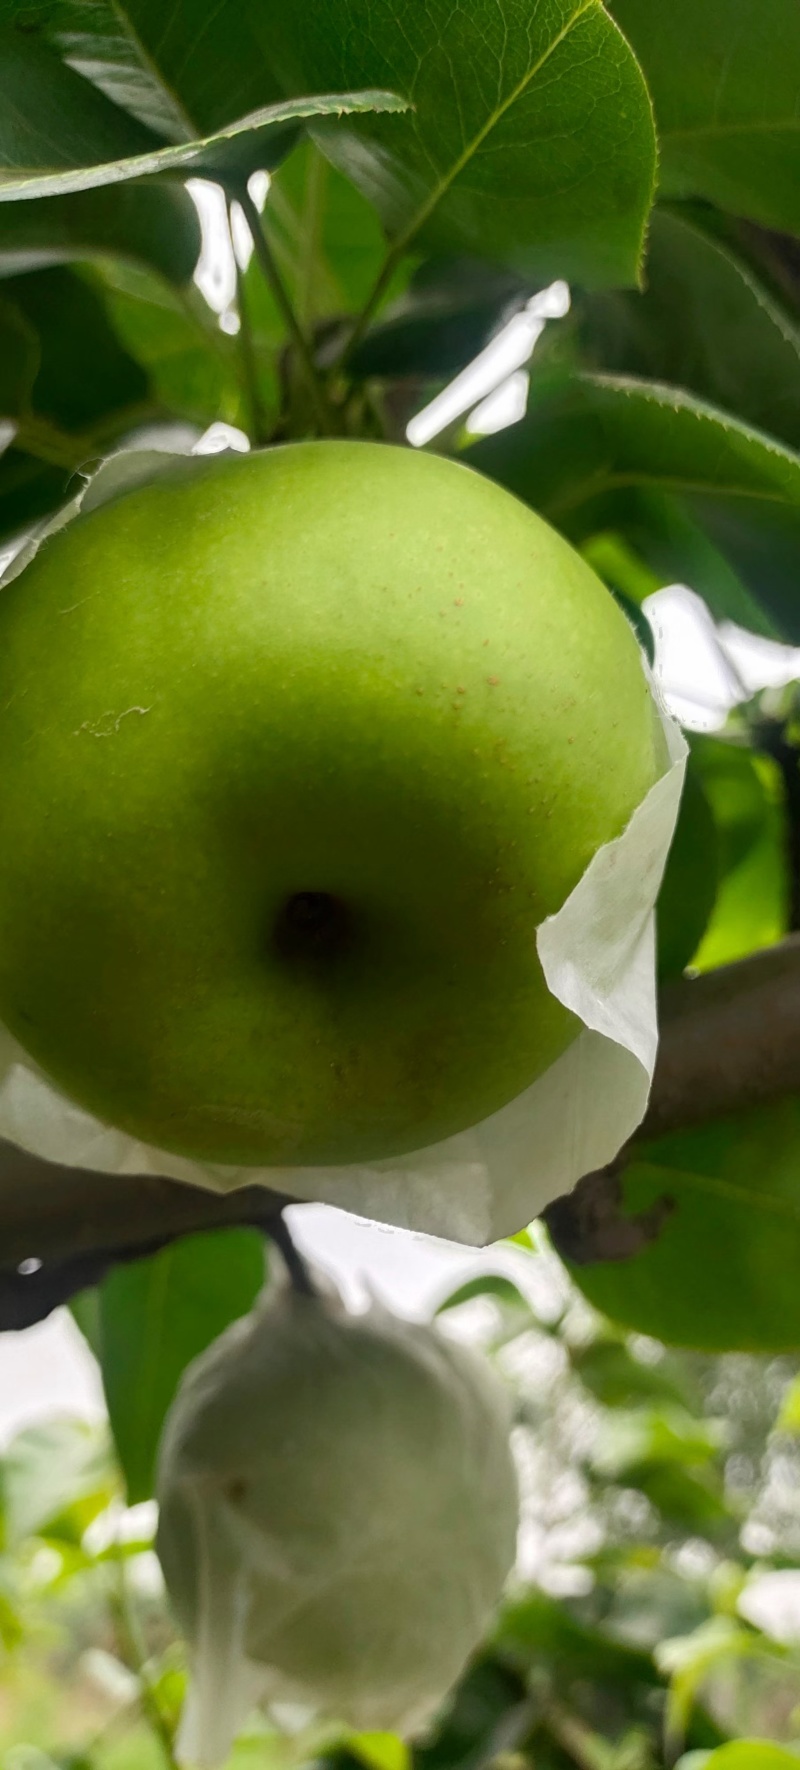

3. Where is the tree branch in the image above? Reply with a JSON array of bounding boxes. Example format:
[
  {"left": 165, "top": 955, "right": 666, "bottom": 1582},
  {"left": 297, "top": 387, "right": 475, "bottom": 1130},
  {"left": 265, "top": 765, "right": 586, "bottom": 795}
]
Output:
[
  {"left": 645, "top": 934, "right": 800, "bottom": 1139},
  {"left": 3, "top": 938, "right": 800, "bottom": 1322},
  {"left": 544, "top": 935, "right": 800, "bottom": 1264}
]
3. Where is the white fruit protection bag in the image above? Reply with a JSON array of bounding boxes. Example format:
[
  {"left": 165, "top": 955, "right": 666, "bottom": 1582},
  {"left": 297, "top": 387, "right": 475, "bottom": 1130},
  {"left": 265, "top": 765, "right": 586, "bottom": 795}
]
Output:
[
  {"left": 0, "top": 448, "right": 687, "bottom": 1246},
  {"left": 157, "top": 1277, "right": 519, "bottom": 1765}
]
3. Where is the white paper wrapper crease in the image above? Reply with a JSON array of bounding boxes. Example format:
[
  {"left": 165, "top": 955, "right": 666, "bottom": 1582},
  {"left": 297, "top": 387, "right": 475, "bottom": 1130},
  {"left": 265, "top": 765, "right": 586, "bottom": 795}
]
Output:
[{"left": 0, "top": 448, "right": 688, "bottom": 1246}]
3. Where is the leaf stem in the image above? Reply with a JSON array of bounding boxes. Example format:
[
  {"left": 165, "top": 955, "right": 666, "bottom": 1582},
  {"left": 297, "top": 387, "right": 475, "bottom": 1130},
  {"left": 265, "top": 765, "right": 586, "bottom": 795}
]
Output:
[
  {"left": 227, "top": 199, "right": 269, "bottom": 445},
  {"left": 235, "top": 182, "right": 337, "bottom": 434},
  {"left": 267, "top": 1210, "right": 317, "bottom": 1297},
  {"left": 337, "top": 243, "right": 403, "bottom": 370}
]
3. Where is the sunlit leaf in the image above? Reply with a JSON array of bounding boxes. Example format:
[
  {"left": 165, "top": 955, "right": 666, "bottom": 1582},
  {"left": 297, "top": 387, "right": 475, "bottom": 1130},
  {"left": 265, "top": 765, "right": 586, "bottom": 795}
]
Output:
[
  {"left": 691, "top": 740, "right": 788, "bottom": 972},
  {"left": 0, "top": 180, "right": 201, "bottom": 284}
]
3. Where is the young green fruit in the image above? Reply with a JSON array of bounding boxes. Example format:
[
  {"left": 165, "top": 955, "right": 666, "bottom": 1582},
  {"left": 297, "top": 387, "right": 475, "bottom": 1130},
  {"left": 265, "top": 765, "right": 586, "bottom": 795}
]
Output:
[
  {"left": 156, "top": 1281, "right": 518, "bottom": 1763},
  {"left": 0, "top": 442, "right": 663, "bottom": 1166}
]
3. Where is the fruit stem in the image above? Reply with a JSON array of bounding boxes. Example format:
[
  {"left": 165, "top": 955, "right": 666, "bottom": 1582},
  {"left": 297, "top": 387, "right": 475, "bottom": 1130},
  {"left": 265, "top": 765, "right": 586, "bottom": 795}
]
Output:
[
  {"left": 267, "top": 1210, "right": 317, "bottom": 1298},
  {"left": 235, "top": 183, "right": 338, "bottom": 436}
]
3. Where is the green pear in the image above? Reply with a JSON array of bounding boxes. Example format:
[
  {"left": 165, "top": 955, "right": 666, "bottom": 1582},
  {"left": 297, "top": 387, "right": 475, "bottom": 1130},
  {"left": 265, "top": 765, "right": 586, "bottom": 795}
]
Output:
[
  {"left": 156, "top": 1281, "right": 518, "bottom": 1756},
  {"left": 0, "top": 442, "right": 664, "bottom": 1165}
]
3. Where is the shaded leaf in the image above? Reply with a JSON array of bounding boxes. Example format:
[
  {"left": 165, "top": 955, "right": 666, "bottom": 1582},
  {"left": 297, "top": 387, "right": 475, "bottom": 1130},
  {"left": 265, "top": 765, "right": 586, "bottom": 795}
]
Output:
[
  {"left": 0, "top": 295, "right": 38, "bottom": 415},
  {"left": 496, "top": 1588, "right": 660, "bottom": 1687},
  {"left": 577, "top": 206, "right": 800, "bottom": 451},
  {"left": 16, "top": 0, "right": 283, "bottom": 138},
  {"left": 470, "top": 372, "right": 800, "bottom": 638},
  {"left": 348, "top": 257, "right": 531, "bottom": 380},
  {"left": 414, "top": 1657, "right": 531, "bottom": 1770},
  {"left": 596, "top": 488, "right": 785, "bottom": 639},
  {"left": 260, "top": 138, "right": 395, "bottom": 331},
  {"left": 0, "top": 446, "right": 70, "bottom": 546},
  {"left": 657, "top": 759, "right": 720, "bottom": 982},
  {"left": 256, "top": 0, "right": 657, "bottom": 288},
  {"left": 97, "top": 1227, "right": 266, "bottom": 1503},
  {"left": 659, "top": 1618, "right": 790, "bottom": 1757},
  {"left": 568, "top": 1099, "right": 800, "bottom": 1351},
  {"left": 471, "top": 371, "right": 800, "bottom": 531},
  {"left": 610, "top": 0, "right": 800, "bottom": 237},
  {"left": 0, "top": 23, "right": 160, "bottom": 181},
  {"left": 4, "top": 265, "right": 148, "bottom": 429},
  {"left": 0, "top": 180, "right": 201, "bottom": 284}
]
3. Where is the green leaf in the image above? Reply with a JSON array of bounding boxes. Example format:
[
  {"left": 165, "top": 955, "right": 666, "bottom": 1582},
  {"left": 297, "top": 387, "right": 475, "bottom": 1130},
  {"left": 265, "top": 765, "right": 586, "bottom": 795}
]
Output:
[
  {"left": 591, "top": 1405, "right": 725, "bottom": 1479},
  {"left": 471, "top": 371, "right": 800, "bottom": 530},
  {"left": 0, "top": 295, "right": 38, "bottom": 415},
  {"left": 0, "top": 447, "right": 70, "bottom": 547},
  {"left": 656, "top": 760, "right": 720, "bottom": 983},
  {"left": 577, "top": 206, "right": 800, "bottom": 452},
  {"left": 0, "top": 78, "right": 407, "bottom": 199},
  {"left": 571, "top": 1336, "right": 699, "bottom": 1411},
  {"left": 256, "top": 0, "right": 658, "bottom": 288},
  {"left": 580, "top": 529, "right": 663, "bottom": 607},
  {"left": 609, "top": 488, "right": 786, "bottom": 639},
  {"left": 2, "top": 265, "right": 148, "bottom": 429},
  {"left": 659, "top": 1617, "right": 785, "bottom": 1748},
  {"left": 435, "top": 1275, "right": 533, "bottom": 1316},
  {"left": 690, "top": 739, "right": 788, "bottom": 972},
  {"left": 260, "top": 138, "right": 393, "bottom": 330},
  {"left": 469, "top": 372, "right": 800, "bottom": 638},
  {"left": 587, "top": 1409, "right": 733, "bottom": 1538},
  {"left": 496, "top": 1588, "right": 660, "bottom": 1687},
  {"left": 97, "top": 1227, "right": 266, "bottom": 1503},
  {"left": 568, "top": 1098, "right": 800, "bottom": 1351},
  {"left": 1, "top": 1417, "right": 116, "bottom": 1547},
  {"left": 609, "top": 0, "right": 800, "bottom": 237},
  {"left": 348, "top": 257, "right": 530, "bottom": 382},
  {"left": 17, "top": 0, "right": 283, "bottom": 138},
  {"left": 0, "top": 23, "right": 161, "bottom": 182},
  {"left": 0, "top": 181, "right": 201, "bottom": 284},
  {"left": 97, "top": 259, "right": 256, "bottom": 430}
]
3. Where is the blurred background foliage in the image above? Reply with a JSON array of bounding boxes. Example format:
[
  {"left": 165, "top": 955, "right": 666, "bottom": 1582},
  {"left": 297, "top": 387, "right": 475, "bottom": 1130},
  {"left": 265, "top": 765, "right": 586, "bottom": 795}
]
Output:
[{"left": 2, "top": 1235, "right": 800, "bottom": 1770}]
